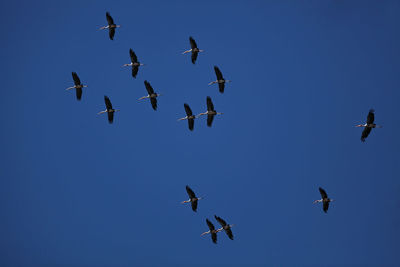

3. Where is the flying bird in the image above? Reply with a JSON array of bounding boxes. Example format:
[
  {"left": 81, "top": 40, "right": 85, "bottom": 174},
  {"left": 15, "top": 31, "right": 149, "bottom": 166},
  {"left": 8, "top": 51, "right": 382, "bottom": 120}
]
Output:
[
  {"left": 98, "top": 96, "right": 120, "bottom": 123},
  {"left": 201, "top": 219, "right": 222, "bottom": 244},
  {"left": 197, "top": 96, "right": 223, "bottom": 127},
  {"left": 181, "top": 185, "right": 202, "bottom": 212},
  {"left": 182, "top": 36, "right": 204, "bottom": 64},
  {"left": 99, "top": 12, "right": 120, "bottom": 40},
  {"left": 178, "top": 104, "right": 196, "bottom": 131},
  {"left": 313, "top": 187, "right": 334, "bottom": 213},
  {"left": 66, "top": 72, "right": 87, "bottom": 100},
  {"left": 123, "top": 49, "right": 145, "bottom": 78},
  {"left": 208, "top": 66, "right": 231, "bottom": 93},
  {"left": 139, "top": 81, "right": 161, "bottom": 110},
  {"left": 214, "top": 215, "right": 234, "bottom": 240},
  {"left": 355, "top": 109, "right": 382, "bottom": 142}
]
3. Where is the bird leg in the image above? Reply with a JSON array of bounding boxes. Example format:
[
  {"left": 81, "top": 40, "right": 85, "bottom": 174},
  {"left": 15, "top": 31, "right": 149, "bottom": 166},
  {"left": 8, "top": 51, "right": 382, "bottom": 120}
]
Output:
[
  {"left": 138, "top": 95, "right": 150, "bottom": 100},
  {"left": 97, "top": 110, "right": 107, "bottom": 115},
  {"left": 196, "top": 112, "right": 207, "bottom": 118},
  {"left": 66, "top": 86, "right": 75, "bottom": 90},
  {"left": 313, "top": 199, "right": 322, "bottom": 204},
  {"left": 200, "top": 231, "right": 210, "bottom": 236},
  {"left": 182, "top": 49, "right": 192, "bottom": 54},
  {"left": 178, "top": 117, "right": 188, "bottom": 121},
  {"left": 208, "top": 81, "right": 217, "bottom": 85},
  {"left": 99, "top": 26, "right": 109, "bottom": 30},
  {"left": 181, "top": 199, "right": 190, "bottom": 204}
]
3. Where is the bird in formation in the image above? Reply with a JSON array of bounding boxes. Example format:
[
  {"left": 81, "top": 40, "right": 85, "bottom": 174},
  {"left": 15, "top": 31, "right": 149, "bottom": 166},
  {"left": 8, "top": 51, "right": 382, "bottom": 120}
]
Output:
[
  {"left": 197, "top": 96, "right": 223, "bottom": 127},
  {"left": 139, "top": 81, "right": 161, "bottom": 110},
  {"left": 313, "top": 187, "right": 334, "bottom": 213},
  {"left": 178, "top": 104, "right": 196, "bottom": 131},
  {"left": 99, "top": 12, "right": 120, "bottom": 40},
  {"left": 182, "top": 36, "right": 204, "bottom": 64},
  {"left": 215, "top": 215, "right": 234, "bottom": 240},
  {"left": 123, "top": 49, "right": 145, "bottom": 78},
  {"left": 201, "top": 219, "right": 222, "bottom": 244},
  {"left": 181, "top": 185, "right": 202, "bottom": 212},
  {"left": 66, "top": 72, "right": 87, "bottom": 101},
  {"left": 208, "top": 66, "right": 231, "bottom": 93},
  {"left": 98, "top": 96, "right": 119, "bottom": 124},
  {"left": 356, "top": 109, "right": 382, "bottom": 142}
]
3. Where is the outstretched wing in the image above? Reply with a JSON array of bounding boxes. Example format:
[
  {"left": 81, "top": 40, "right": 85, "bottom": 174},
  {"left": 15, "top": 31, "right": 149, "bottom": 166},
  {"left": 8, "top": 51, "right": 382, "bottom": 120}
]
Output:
[
  {"left": 214, "top": 215, "right": 227, "bottom": 227},
  {"left": 104, "top": 96, "right": 113, "bottom": 110},
  {"left": 144, "top": 80, "right": 155, "bottom": 95},
  {"left": 211, "top": 232, "right": 217, "bottom": 244},
  {"left": 319, "top": 187, "right": 328, "bottom": 199},
  {"left": 150, "top": 98, "right": 157, "bottom": 110},
  {"left": 361, "top": 127, "right": 372, "bottom": 142},
  {"left": 191, "top": 51, "right": 198, "bottom": 64},
  {"left": 191, "top": 199, "right": 198, "bottom": 212},
  {"left": 225, "top": 228, "right": 234, "bottom": 240},
  {"left": 366, "top": 109, "right": 375, "bottom": 124},
  {"left": 107, "top": 111, "right": 114, "bottom": 124},
  {"left": 188, "top": 118, "right": 194, "bottom": 131},
  {"left": 72, "top": 72, "right": 81, "bottom": 86},
  {"left": 206, "top": 96, "right": 214, "bottom": 111},
  {"left": 218, "top": 83, "right": 225, "bottom": 93},
  {"left": 131, "top": 66, "right": 139, "bottom": 78},
  {"left": 214, "top": 66, "right": 223, "bottom": 80},
  {"left": 185, "top": 185, "right": 196, "bottom": 199},
  {"left": 106, "top": 12, "right": 114, "bottom": 25},
  {"left": 207, "top": 114, "right": 215, "bottom": 127},
  {"left": 189, "top": 36, "right": 197, "bottom": 49},
  {"left": 323, "top": 201, "right": 329, "bottom": 213},
  {"left": 109, "top": 28, "right": 115, "bottom": 40},
  {"left": 206, "top": 219, "right": 215, "bottom": 231},
  {"left": 184, "top": 103, "right": 193, "bottom": 117},
  {"left": 76, "top": 87, "right": 82, "bottom": 100},
  {"left": 130, "top": 49, "right": 138, "bottom": 63}
]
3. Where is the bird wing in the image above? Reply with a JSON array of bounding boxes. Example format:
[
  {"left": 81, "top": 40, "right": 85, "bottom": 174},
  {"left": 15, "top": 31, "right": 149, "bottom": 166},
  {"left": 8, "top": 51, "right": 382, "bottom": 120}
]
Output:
[
  {"left": 191, "top": 51, "right": 198, "bottom": 64},
  {"left": 185, "top": 185, "right": 196, "bottom": 198},
  {"left": 184, "top": 103, "right": 193, "bottom": 116},
  {"left": 206, "top": 96, "right": 214, "bottom": 111},
  {"left": 189, "top": 36, "right": 197, "bottom": 49},
  {"left": 361, "top": 127, "right": 372, "bottom": 142},
  {"left": 188, "top": 118, "right": 194, "bottom": 131},
  {"left": 207, "top": 114, "right": 215, "bottom": 127},
  {"left": 191, "top": 199, "right": 198, "bottom": 212},
  {"left": 104, "top": 96, "right": 113, "bottom": 110},
  {"left": 366, "top": 109, "right": 375, "bottom": 124},
  {"left": 107, "top": 111, "right": 114, "bottom": 124},
  {"left": 319, "top": 187, "right": 328, "bottom": 199},
  {"left": 144, "top": 80, "right": 155, "bottom": 95},
  {"left": 130, "top": 49, "right": 138, "bottom": 63},
  {"left": 106, "top": 12, "right": 114, "bottom": 25},
  {"left": 150, "top": 97, "right": 157, "bottom": 110},
  {"left": 72, "top": 72, "right": 81, "bottom": 86},
  {"left": 131, "top": 66, "right": 139, "bottom": 78},
  {"left": 206, "top": 219, "right": 215, "bottom": 231},
  {"left": 214, "top": 215, "right": 227, "bottom": 227},
  {"left": 214, "top": 66, "right": 223, "bottom": 80},
  {"left": 75, "top": 87, "right": 82, "bottom": 100},
  {"left": 211, "top": 232, "right": 217, "bottom": 244},
  {"left": 225, "top": 228, "right": 234, "bottom": 240},
  {"left": 323, "top": 201, "right": 329, "bottom": 213},
  {"left": 109, "top": 28, "right": 115, "bottom": 40},
  {"left": 218, "top": 82, "right": 225, "bottom": 93}
]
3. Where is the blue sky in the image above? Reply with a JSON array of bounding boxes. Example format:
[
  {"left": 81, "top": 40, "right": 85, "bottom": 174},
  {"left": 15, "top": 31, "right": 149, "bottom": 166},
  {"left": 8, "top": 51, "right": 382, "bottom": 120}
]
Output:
[{"left": 1, "top": 0, "right": 400, "bottom": 266}]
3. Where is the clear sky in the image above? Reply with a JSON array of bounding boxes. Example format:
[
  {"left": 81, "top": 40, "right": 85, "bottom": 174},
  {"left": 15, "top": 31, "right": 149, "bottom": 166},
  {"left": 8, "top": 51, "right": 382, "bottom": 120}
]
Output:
[{"left": 1, "top": 0, "right": 400, "bottom": 266}]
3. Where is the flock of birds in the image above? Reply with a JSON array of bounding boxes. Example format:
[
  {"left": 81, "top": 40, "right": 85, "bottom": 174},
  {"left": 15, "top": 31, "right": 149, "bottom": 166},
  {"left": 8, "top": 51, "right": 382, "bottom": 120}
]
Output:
[{"left": 65, "top": 12, "right": 382, "bottom": 244}]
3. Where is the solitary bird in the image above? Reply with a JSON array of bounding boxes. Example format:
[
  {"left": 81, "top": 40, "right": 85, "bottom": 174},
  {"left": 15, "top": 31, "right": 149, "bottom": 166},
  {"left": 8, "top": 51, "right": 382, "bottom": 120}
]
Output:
[
  {"left": 66, "top": 72, "right": 87, "bottom": 100},
  {"left": 201, "top": 219, "right": 222, "bottom": 244},
  {"left": 197, "top": 96, "right": 223, "bottom": 127},
  {"left": 123, "top": 49, "right": 145, "bottom": 78},
  {"left": 181, "top": 185, "right": 202, "bottom": 212},
  {"left": 214, "top": 215, "right": 234, "bottom": 240},
  {"left": 355, "top": 109, "right": 382, "bottom": 142},
  {"left": 99, "top": 12, "right": 120, "bottom": 40},
  {"left": 182, "top": 36, "right": 204, "bottom": 64},
  {"left": 313, "top": 187, "right": 334, "bottom": 213},
  {"left": 178, "top": 104, "right": 196, "bottom": 131},
  {"left": 98, "top": 96, "right": 119, "bottom": 123},
  {"left": 139, "top": 81, "right": 161, "bottom": 110},
  {"left": 208, "top": 66, "right": 231, "bottom": 93}
]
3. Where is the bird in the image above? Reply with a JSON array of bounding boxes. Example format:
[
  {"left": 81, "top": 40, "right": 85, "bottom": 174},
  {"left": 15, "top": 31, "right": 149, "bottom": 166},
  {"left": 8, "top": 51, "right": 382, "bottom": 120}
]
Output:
[
  {"left": 201, "top": 219, "right": 222, "bottom": 244},
  {"left": 139, "top": 81, "right": 161, "bottom": 110},
  {"left": 313, "top": 187, "right": 334, "bottom": 213},
  {"left": 66, "top": 72, "right": 87, "bottom": 100},
  {"left": 123, "top": 49, "right": 145, "bottom": 78},
  {"left": 99, "top": 12, "right": 120, "bottom": 40},
  {"left": 355, "top": 109, "right": 382, "bottom": 142},
  {"left": 178, "top": 104, "right": 196, "bottom": 131},
  {"left": 197, "top": 96, "right": 223, "bottom": 127},
  {"left": 214, "top": 215, "right": 234, "bottom": 240},
  {"left": 182, "top": 36, "right": 204, "bottom": 64},
  {"left": 97, "top": 96, "right": 120, "bottom": 123},
  {"left": 181, "top": 185, "right": 202, "bottom": 212},
  {"left": 208, "top": 66, "right": 231, "bottom": 93}
]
